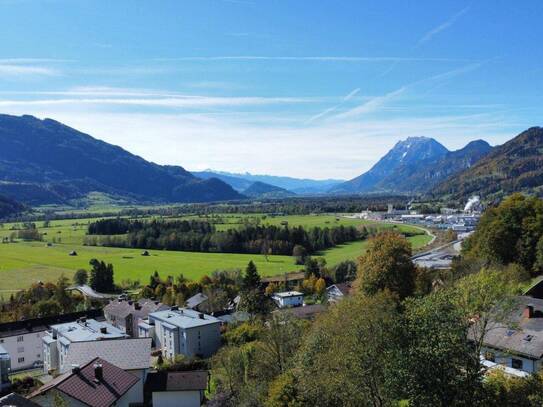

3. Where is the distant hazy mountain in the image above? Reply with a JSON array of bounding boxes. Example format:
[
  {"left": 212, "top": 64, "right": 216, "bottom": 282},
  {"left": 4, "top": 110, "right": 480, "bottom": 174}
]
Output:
[
  {"left": 192, "top": 170, "right": 254, "bottom": 192},
  {"left": 242, "top": 181, "right": 296, "bottom": 199},
  {"left": 0, "top": 194, "right": 24, "bottom": 218},
  {"left": 0, "top": 114, "right": 243, "bottom": 205},
  {"left": 433, "top": 127, "right": 543, "bottom": 200},
  {"left": 192, "top": 170, "right": 343, "bottom": 194},
  {"left": 331, "top": 137, "right": 449, "bottom": 194}
]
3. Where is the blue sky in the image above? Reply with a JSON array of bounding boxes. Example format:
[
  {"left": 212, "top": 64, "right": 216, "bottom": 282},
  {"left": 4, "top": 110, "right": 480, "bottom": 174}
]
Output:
[{"left": 1, "top": 0, "right": 542, "bottom": 179}]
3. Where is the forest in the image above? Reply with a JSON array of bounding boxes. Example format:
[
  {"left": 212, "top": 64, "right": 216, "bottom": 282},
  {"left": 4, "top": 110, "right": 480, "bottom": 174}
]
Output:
[{"left": 86, "top": 218, "right": 363, "bottom": 255}]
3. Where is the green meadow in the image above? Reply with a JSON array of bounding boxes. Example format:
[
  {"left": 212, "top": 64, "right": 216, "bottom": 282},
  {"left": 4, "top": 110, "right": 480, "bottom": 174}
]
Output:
[{"left": 0, "top": 214, "right": 432, "bottom": 293}]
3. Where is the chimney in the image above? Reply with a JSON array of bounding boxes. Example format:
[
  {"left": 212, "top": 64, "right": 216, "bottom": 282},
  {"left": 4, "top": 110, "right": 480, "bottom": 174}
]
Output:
[
  {"left": 135, "top": 303, "right": 142, "bottom": 310},
  {"left": 171, "top": 305, "right": 179, "bottom": 311},
  {"left": 71, "top": 364, "right": 80, "bottom": 374},
  {"left": 523, "top": 305, "right": 535, "bottom": 319},
  {"left": 94, "top": 363, "right": 103, "bottom": 382},
  {"left": 100, "top": 327, "right": 108, "bottom": 334},
  {"left": 128, "top": 300, "right": 133, "bottom": 306},
  {"left": 198, "top": 313, "right": 204, "bottom": 319}
]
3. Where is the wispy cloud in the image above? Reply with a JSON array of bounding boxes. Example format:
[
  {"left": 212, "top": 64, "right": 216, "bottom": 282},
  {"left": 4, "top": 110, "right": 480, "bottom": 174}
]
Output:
[
  {"left": 156, "top": 56, "right": 465, "bottom": 63},
  {"left": 417, "top": 6, "right": 471, "bottom": 47},
  {"left": 0, "top": 59, "right": 61, "bottom": 77},
  {"left": 333, "top": 62, "right": 482, "bottom": 120},
  {"left": 306, "top": 88, "right": 360, "bottom": 123},
  {"left": 334, "top": 87, "right": 408, "bottom": 120}
]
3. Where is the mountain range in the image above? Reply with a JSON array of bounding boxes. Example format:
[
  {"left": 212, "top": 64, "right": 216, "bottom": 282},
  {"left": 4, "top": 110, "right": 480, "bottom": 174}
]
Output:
[
  {"left": 331, "top": 137, "right": 492, "bottom": 195},
  {"left": 1, "top": 113, "right": 541, "bottom": 207},
  {"left": 0, "top": 114, "right": 243, "bottom": 205},
  {"left": 192, "top": 170, "right": 343, "bottom": 194}
]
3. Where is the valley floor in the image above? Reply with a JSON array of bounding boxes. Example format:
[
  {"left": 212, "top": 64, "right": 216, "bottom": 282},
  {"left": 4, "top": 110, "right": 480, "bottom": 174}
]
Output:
[{"left": 0, "top": 214, "right": 432, "bottom": 293}]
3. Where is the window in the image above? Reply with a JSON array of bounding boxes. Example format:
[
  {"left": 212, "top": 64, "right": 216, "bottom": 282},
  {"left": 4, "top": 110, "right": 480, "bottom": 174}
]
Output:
[
  {"left": 37, "top": 354, "right": 41, "bottom": 359},
  {"left": 512, "top": 358, "right": 523, "bottom": 369},
  {"left": 484, "top": 352, "right": 495, "bottom": 362},
  {"left": 17, "top": 357, "right": 24, "bottom": 363},
  {"left": 17, "top": 336, "right": 24, "bottom": 342}
]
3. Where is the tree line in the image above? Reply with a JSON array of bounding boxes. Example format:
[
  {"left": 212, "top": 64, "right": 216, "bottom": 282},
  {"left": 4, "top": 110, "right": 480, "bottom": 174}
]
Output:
[{"left": 86, "top": 218, "right": 363, "bottom": 256}]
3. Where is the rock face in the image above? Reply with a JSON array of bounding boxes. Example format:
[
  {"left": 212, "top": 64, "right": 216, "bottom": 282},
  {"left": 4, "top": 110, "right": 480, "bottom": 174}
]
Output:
[
  {"left": 432, "top": 127, "right": 543, "bottom": 200},
  {"left": 331, "top": 136, "right": 461, "bottom": 194},
  {"left": 0, "top": 114, "right": 243, "bottom": 204}
]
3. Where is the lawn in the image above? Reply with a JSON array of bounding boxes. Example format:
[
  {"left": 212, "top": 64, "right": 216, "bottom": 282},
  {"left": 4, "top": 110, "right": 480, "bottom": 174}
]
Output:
[{"left": 0, "top": 214, "right": 431, "bottom": 293}]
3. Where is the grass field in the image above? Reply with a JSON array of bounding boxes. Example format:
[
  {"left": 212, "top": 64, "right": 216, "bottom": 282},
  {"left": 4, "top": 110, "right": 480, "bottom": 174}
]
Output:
[{"left": 0, "top": 214, "right": 432, "bottom": 293}]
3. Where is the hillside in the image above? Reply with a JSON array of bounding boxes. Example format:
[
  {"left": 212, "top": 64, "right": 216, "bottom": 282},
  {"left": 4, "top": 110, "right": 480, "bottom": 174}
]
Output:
[
  {"left": 0, "top": 194, "right": 24, "bottom": 218},
  {"left": 0, "top": 114, "right": 243, "bottom": 205},
  {"left": 193, "top": 170, "right": 343, "bottom": 194},
  {"left": 242, "top": 181, "right": 296, "bottom": 199},
  {"left": 432, "top": 127, "right": 543, "bottom": 200}
]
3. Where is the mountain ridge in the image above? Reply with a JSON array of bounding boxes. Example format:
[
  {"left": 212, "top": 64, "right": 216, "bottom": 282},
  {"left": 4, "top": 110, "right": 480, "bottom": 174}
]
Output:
[{"left": 0, "top": 114, "right": 244, "bottom": 205}]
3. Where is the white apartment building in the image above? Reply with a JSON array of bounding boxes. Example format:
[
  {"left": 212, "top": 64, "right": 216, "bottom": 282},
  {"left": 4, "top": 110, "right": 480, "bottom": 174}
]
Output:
[{"left": 140, "top": 307, "right": 221, "bottom": 359}]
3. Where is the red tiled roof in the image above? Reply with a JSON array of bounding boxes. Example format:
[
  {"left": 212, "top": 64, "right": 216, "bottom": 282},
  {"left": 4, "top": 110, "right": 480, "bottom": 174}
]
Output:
[{"left": 31, "top": 357, "right": 139, "bottom": 407}]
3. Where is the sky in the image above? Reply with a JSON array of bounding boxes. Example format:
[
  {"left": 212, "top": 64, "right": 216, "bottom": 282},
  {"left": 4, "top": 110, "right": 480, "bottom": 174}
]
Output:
[{"left": 1, "top": 0, "right": 542, "bottom": 180}]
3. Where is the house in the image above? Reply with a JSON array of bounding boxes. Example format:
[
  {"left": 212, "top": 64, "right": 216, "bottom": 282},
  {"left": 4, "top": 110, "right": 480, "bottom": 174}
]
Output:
[
  {"left": 0, "top": 310, "right": 102, "bottom": 372},
  {"left": 141, "top": 307, "right": 221, "bottom": 359},
  {"left": 479, "top": 296, "right": 543, "bottom": 374},
  {"left": 144, "top": 370, "right": 208, "bottom": 407},
  {"left": 272, "top": 291, "right": 304, "bottom": 308},
  {"left": 104, "top": 298, "right": 169, "bottom": 338},
  {"left": 185, "top": 293, "right": 208, "bottom": 311},
  {"left": 30, "top": 357, "right": 142, "bottom": 407},
  {"left": 0, "top": 345, "right": 10, "bottom": 393},
  {"left": 326, "top": 283, "right": 352, "bottom": 303},
  {"left": 42, "top": 318, "right": 127, "bottom": 374},
  {"left": 273, "top": 304, "right": 326, "bottom": 320},
  {"left": 0, "top": 393, "right": 41, "bottom": 407}
]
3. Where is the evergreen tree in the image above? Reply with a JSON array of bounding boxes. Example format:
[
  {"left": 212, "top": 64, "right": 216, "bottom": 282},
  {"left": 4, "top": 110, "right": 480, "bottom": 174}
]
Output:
[{"left": 243, "top": 261, "right": 261, "bottom": 290}]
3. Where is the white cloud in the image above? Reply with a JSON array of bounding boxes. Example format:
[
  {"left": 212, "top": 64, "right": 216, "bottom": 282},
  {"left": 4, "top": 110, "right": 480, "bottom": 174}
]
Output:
[
  {"left": 0, "top": 64, "right": 59, "bottom": 77},
  {"left": 417, "top": 6, "right": 471, "bottom": 47},
  {"left": 306, "top": 88, "right": 360, "bottom": 123},
  {"left": 156, "top": 56, "right": 465, "bottom": 63}
]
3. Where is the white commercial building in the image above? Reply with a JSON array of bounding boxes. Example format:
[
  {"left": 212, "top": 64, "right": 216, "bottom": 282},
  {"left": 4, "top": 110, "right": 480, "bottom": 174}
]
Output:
[
  {"left": 141, "top": 307, "right": 221, "bottom": 359},
  {"left": 272, "top": 291, "right": 304, "bottom": 308}
]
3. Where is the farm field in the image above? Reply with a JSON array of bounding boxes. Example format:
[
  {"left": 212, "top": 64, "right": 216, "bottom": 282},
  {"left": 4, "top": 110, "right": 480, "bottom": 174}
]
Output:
[{"left": 0, "top": 214, "right": 432, "bottom": 293}]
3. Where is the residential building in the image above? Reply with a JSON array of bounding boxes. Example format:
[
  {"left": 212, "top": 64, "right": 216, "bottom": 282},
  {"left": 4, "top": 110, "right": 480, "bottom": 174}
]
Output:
[
  {"left": 479, "top": 296, "right": 543, "bottom": 374},
  {"left": 30, "top": 357, "right": 142, "bottom": 407},
  {"left": 0, "top": 345, "right": 10, "bottom": 393},
  {"left": 272, "top": 291, "right": 304, "bottom": 308},
  {"left": 144, "top": 370, "right": 208, "bottom": 407},
  {"left": 42, "top": 318, "right": 126, "bottom": 374},
  {"left": 141, "top": 307, "right": 221, "bottom": 359},
  {"left": 326, "top": 283, "right": 352, "bottom": 303},
  {"left": 0, "top": 393, "right": 41, "bottom": 407},
  {"left": 185, "top": 293, "right": 208, "bottom": 311},
  {"left": 0, "top": 310, "right": 102, "bottom": 372},
  {"left": 104, "top": 298, "right": 169, "bottom": 338}
]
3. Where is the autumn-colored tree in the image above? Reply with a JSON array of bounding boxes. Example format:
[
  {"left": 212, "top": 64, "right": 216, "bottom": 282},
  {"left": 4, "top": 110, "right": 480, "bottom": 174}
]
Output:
[{"left": 355, "top": 232, "right": 416, "bottom": 299}]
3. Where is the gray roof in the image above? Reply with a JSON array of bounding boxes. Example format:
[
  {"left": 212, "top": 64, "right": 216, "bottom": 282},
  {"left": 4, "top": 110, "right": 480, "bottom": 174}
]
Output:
[
  {"left": 149, "top": 308, "right": 221, "bottom": 329},
  {"left": 481, "top": 296, "right": 543, "bottom": 359},
  {"left": 51, "top": 319, "right": 126, "bottom": 342},
  {"left": 274, "top": 304, "right": 327, "bottom": 320},
  {"left": 145, "top": 370, "right": 208, "bottom": 392},
  {"left": 186, "top": 293, "right": 208, "bottom": 309},
  {"left": 104, "top": 298, "right": 169, "bottom": 320},
  {"left": 273, "top": 291, "right": 303, "bottom": 298},
  {"left": 0, "top": 393, "right": 41, "bottom": 407},
  {"left": 62, "top": 338, "right": 152, "bottom": 372}
]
